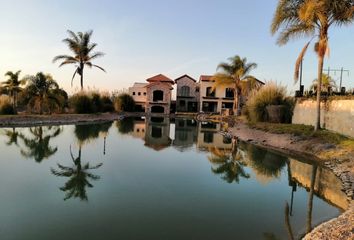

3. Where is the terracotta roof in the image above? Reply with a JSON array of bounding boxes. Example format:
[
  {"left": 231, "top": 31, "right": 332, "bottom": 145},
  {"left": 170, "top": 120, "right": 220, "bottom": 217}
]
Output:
[
  {"left": 146, "top": 82, "right": 173, "bottom": 90},
  {"left": 132, "top": 82, "right": 148, "bottom": 88},
  {"left": 199, "top": 75, "right": 214, "bottom": 82},
  {"left": 174, "top": 74, "right": 197, "bottom": 83},
  {"left": 146, "top": 74, "right": 174, "bottom": 84}
]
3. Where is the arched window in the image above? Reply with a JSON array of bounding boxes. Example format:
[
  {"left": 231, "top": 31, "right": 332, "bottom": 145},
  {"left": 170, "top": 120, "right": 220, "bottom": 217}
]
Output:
[
  {"left": 180, "top": 86, "right": 190, "bottom": 97},
  {"left": 153, "top": 90, "right": 164, "bottom": 101}
]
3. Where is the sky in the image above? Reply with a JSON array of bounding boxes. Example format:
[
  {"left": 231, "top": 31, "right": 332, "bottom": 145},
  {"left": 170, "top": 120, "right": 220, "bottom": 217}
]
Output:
[{"left": 0, "top": 0, "right": 353, "bottom": 95}]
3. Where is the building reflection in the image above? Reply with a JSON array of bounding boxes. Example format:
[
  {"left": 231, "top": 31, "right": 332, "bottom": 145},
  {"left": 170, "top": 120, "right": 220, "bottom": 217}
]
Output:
[
  {"left": 173, "top": 118, "right": 198, "bottom": 151},
  {"left": 144, "top": 117, "right": 172, "bottom": 151}
]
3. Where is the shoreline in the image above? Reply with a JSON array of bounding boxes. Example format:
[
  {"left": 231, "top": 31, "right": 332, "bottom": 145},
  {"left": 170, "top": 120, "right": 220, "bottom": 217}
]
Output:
[
  {"left": 0, "top": 113, "right": 352, "bottom": 239},
  {"left": 227, "top": 122, "right": 353, "bottom": 240}
]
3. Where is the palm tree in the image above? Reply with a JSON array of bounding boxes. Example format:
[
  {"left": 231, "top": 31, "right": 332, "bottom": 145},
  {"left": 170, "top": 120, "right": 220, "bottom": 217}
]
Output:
[
  {"left": 25, "top": 72, "right": 61, "bottom": 114},
  {"left": 1, "top": 71, "right": 26, "bottom": 111},
  {"left": 53, "top": 30, "right": 105, "bottom": 90},
  {"left": 51, "top": 145, "right": 102, "bottom": 201},
  {"left": 271, "top": 0, "right": 354, "bottom": 130},
  {"left": 212, "top": 55, "right": 258, "bottom": 116},
  {"left": 207, "top": 146, "right": 250, "bottom": 183},
  {"left": 311, "top": 73, "right": 337, "bottom": 93},
  {"left": 19, "top": 126, "right": 61, "bottom": 162}
]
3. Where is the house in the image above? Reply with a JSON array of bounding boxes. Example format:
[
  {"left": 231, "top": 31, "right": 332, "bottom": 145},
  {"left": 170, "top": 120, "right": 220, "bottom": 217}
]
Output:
[
  {"left": 128, "top": 74, "right": 174, "bottom": 114},
  {"left": 196, "top": 121, "right": 232, "bottom": 151},
  {"left": 145, "top": 74, "right": 174, "bottom": 114},
  {"left": 199, "top": 75, "right": 234, "bottom": 113},
  {"left": 128, "top": 83, "right": 148, "bottom": 112},
  {"left": 175, "top": 75, "right": 199, "bottom": 113}
]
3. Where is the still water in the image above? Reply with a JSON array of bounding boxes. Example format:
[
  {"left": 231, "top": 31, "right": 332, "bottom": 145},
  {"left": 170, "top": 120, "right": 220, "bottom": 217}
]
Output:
[{"left": 0, "top": 117, "right": 345, "bottom": 240}]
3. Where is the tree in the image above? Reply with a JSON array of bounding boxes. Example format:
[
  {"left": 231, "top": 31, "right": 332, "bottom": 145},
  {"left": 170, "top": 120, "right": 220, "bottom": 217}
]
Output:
[
  {"left": 25, "top": 72, "right": 62, "bottom": 114},
  {"left": 1, "top": 70, "right": 26, "bottom": 111},
  {"left": 212, "top": 55, "right": 258, "bottom": 116},
  {"left": 271, "top": 0, "right": 354, "bottom": 130},
  {"left": 114, "top": 93, "right": 136, "bottom": 112},
  {"left": 53, "top": 30, "right": 105, "bottom": 90},
  {"left": 51, "top": 145, "right": 102, "bottom": 201},
  {"left": 311, "top": 73, "right": 336, "bottom": 93}
]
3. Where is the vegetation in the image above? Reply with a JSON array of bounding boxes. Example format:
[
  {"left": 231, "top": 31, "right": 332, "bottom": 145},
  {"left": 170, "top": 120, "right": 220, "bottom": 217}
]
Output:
[
  {"left": 69, "top": 91, "right": 114, "bottom": 114},
  {"left": 212, "top": 55, "right": 259, "bottom": 116},
  {"left": 0, "top": 95, "right": 16, "bottom": 115},
  {"left": 24, "top": 72, "right": 65, "bottom": 114},
  {"left": 310, "top": 73, "right": 336, "bottom": 93},
  {"left": 271, "top": 0, "right": 354, "bottom": 131},
  {"left": 1, "top": 70, "right": 26, "bottom": 111},
  {"left": 249, "top": 122, "right": 354, "bottom": 150},
  {"left": 245, "top": 82, "right": 295, "bottom": 123},
  {"left": 53, "top": 30, "right": 106, "bottom": 90},
  {"left": 113, "top": 93, "right": 135, "bottom": 112}
]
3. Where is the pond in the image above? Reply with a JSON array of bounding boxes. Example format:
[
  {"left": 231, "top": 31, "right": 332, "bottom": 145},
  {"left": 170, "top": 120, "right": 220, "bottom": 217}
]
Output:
[{"left": 0, "top": 117, "right": 346, "bottom": 240}]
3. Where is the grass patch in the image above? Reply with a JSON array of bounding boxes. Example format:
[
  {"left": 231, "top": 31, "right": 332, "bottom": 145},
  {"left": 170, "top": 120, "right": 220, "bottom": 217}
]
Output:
[{"left": 249, "top": 122, "right": 354, "bottom": 149}]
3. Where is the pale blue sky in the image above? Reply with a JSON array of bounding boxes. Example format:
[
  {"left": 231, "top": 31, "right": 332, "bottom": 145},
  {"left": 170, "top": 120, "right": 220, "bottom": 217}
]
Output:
[{"left": 0, "top": 0, "right": 353, "bottom": 94}]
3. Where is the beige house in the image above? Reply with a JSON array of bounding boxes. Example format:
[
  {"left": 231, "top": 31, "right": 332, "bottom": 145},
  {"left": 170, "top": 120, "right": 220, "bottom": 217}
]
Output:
[
  {"left": 199, "top": 75, "right": 234, "bottom": 113},
  {"left": 175, "top": 75, "right": 199, "bottom": 113},
  {"left": 128, "top": 83, "right": 148, "bottom": 112},
  {"left": 128, "top": 74, "right": 174, "bottom": 114}
]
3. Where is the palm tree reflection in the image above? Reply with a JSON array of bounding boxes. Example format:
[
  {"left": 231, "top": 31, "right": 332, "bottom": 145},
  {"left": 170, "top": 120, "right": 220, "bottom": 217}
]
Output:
[
  {"left": 3, "top": 127, "right": 21, "bottom": 146},
  {"left": 19, "top": 126, "right": 61, "bottom": 162},
  {"left": 51, "top": 145, "right": 102, "bottom": 201},
  {"left": 208, "top": 146, "right": 250, "bottom": 183}
]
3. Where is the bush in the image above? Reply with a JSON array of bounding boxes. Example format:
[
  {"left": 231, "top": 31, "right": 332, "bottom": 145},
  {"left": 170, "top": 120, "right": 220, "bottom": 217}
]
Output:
[
  {"left": 245, "top": 82, "right": 295, "bottom": 123},
  {"left": 69, "top": 91, "right": 115, "bottom": 114},
  {"left": 114, "top": 94, "right": 135, "bottom": 112},
  {"left": 0, "top": 95, "right": 16, "bottom": 115}
]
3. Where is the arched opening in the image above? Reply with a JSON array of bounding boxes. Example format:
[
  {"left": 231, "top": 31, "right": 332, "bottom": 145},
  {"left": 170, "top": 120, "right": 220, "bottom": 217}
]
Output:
[
  {"left": 153, "top": 90, "right": 164, "bottom": 101},
  {"left": 151, "top": 106, "right": 165, "bottom": 113}
]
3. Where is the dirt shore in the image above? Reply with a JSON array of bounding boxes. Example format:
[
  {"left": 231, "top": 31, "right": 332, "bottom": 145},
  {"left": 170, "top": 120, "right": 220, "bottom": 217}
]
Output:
[{"left": 228, "top": 123, "right": 353, "bottom": 240}]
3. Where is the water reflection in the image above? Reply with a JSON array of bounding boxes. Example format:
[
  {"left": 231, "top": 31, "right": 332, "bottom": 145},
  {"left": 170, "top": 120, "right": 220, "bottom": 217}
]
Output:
[
  {"left": 19, "top": 126, "right": 62, "bottom": 162},
  {"left": 51, "top": 145, "right": 102, "bottom": 201},
  {"left": 207, "top": 146, "right": 250, "bottom": 183},
  {"left": 3, "top": 127, "right": 20, "bottom": 146}
]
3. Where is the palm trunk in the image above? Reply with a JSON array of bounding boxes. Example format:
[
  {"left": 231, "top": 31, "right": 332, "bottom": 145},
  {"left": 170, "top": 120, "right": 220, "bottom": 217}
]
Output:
[
  {"left": 80, "top": 64, "right": 84, "bottom": 91},
  {"left": 315, "top": 56, "right": 324, "bottom": 131},
  {"left": 233, "top": 82, "right": 241, "bottom": 116}
]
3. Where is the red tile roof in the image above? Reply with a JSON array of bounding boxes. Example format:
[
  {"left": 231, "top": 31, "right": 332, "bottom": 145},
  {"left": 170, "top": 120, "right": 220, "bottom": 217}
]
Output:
[
  {"left": 146, "top": 74, "right": 174, "bottom": 84},
  {"left": 146, "top": 82, "right": 174, "bottom": 90},
  {"left": 199, "top": 75, "right": 214, "bottom": 82}
]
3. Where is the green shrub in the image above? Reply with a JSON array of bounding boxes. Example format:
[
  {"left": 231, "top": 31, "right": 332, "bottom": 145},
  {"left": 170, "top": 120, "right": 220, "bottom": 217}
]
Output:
[
  {"left": 245, "top": 82, "right": 295, "bottom": 123},
  {"left": 114, "top": 93, "right": 135, "bottom": 112},
  {"left": 0, "top": 95, "right": 16, "bottom": 115},
  {"left": 69, "top": 91, "right": 115, "bottom": 114},
  {"left": 70, "top": 94, "right": 94, "bottom": 114}
]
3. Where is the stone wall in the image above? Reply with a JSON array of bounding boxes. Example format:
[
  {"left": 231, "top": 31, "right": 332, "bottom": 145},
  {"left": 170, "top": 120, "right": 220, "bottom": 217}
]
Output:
[{"left": 292, "top": 99, "right": 354, "bottom": 138}]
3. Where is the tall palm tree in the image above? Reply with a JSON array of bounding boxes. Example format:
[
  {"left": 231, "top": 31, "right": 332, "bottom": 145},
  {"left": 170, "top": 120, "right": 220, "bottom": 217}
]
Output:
[
  {"left": 19, "top": 126, "right": 61, "bottom": 162},
  {"left": 271, "top": 0, "right": 354, "bottom": 130},
  {"left": 212, "top": 55, "right": 258, "bottom": 116},
  {"left": 311, "top": 73, "right": 337, "bottom": 93},
  {"left": 53, "top": 30, "right": 105, "bottom": 90},
  {"left": 25, "top": 72, "right": 61, "bottom": 114},
  {"left": 51, "top": 145, "right": 102, "bottom": 201},
  {"left": 1, "top": 71, "right": 26, "bottom": 111}
]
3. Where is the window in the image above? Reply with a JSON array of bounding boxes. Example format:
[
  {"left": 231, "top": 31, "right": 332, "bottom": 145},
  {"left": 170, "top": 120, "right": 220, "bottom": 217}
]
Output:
[
  {"left": 180, "top": 86, "right": 190, "bottom": 97},
  {"left": 196, "top": 87, "right": 200, "bottom": 92},
  {"left": 204, "top": 132, "right": 214, "bottom": 143},
  {"left": 223, "top": 136, "right": 232, "bottom": 144},
  {"left": 180, "top": 100, "right": 186, "bottom": 107},
  {"left": 133, "top": 92, "right": 136, "bottom": 95},
  {"left": 143, "top": 92, "right": 146, "bottom": 96},
  {"left": 225, "top": 88, "right": 234, "bottom": 98},
  {"left": 138, "top": 92, "right": 141, "bottom": 96},
  {"left": 153, "top": 90, "right": 164, "bottom": 101},
  {"left": 222, "top": 102, "right": 233, "bottom": 109},
  {"left": 206, "top": 87, "right": 215, "bottom": 97}
]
